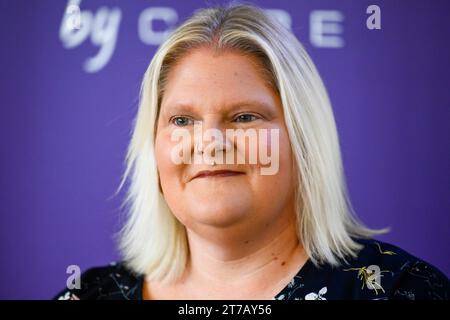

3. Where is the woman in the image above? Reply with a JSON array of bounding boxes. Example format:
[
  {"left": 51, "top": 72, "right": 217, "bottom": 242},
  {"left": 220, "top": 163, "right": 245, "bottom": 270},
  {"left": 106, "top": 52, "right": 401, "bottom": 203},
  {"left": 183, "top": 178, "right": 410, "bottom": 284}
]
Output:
[{"left": 55, "top": 4, "right": 448, "bottom": 300}]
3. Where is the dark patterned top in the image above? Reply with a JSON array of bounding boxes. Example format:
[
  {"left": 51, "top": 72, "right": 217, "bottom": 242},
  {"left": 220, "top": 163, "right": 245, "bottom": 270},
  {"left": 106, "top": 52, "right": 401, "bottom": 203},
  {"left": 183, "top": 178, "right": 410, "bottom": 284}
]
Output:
[{"left": 54, "top": 238, "right": 449, "bottom": 300}]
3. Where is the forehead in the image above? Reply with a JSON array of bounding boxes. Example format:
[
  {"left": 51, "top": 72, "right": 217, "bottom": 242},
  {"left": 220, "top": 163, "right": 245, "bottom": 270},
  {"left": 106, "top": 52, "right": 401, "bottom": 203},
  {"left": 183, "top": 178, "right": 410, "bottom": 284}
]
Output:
[{"left": 160, "top": 47, "right": 279, "bottom": 113}]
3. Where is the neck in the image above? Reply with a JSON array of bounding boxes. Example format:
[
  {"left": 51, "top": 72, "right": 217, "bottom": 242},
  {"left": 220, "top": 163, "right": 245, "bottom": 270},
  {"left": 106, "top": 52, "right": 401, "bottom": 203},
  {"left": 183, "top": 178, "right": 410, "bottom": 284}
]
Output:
[{"left": 182, "top": 210, "right": 307, "bottom": 295}]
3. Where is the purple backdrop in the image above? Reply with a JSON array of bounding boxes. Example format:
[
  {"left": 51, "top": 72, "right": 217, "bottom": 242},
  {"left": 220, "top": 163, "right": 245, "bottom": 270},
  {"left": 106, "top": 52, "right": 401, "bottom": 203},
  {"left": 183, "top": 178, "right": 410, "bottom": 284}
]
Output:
[{"left": 0, "top": 0, "right": 448, "bottom": 299}]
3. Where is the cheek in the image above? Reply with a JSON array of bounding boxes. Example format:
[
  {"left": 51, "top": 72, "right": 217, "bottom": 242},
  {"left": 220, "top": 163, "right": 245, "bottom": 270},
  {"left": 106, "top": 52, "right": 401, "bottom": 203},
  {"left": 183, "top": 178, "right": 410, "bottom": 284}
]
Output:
[
  {"left": 276, "top": 130, "right": 295, "bottom": 189},
  {"left": 250, "top": 127, "right": 294, "bottom": 198},
  {"left": 278, "top": 130, "right": 294, "bottom": 172},
  {"left": 243, "top": 126, "right": 292, "bottom": 176},
  {"left": 155, "top": 132, "right": 184, "bottom": 192}
]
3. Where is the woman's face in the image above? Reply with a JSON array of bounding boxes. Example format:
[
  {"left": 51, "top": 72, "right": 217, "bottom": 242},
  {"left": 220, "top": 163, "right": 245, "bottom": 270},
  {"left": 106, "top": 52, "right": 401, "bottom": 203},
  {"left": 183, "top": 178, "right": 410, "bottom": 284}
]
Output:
[{"left": 155, "top": 47, "right": 296, "bottom": 236}]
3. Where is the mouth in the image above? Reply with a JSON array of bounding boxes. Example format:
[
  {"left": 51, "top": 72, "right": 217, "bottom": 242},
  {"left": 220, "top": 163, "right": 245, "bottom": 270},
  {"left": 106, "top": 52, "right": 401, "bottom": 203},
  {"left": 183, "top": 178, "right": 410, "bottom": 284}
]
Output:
[{"left": 192, "top": 169, "right": 245, "bottom": 180}]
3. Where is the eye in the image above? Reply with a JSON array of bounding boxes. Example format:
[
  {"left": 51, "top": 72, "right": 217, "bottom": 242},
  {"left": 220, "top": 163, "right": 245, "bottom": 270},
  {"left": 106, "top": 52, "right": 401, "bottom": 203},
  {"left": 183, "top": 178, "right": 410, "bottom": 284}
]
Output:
[
  {"left": 171, "top": 116, "right": 194, "bottom": 126},
  {"left": 233, "top": 113, "right": 260, "bottom": 123}
]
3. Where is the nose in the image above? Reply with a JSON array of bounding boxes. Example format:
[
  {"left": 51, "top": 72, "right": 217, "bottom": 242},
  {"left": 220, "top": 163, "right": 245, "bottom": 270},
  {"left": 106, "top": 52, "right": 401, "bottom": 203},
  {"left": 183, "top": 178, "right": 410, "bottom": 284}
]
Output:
[{"left": 194, "top": 117, "right": 233, "bottom": 160}]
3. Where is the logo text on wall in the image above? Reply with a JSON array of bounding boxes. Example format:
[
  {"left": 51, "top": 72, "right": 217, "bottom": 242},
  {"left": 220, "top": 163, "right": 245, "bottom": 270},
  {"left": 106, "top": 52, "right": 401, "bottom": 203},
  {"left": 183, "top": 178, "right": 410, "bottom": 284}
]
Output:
[{"left": 59, "top": 0, "right": 382, "bottom": 73}]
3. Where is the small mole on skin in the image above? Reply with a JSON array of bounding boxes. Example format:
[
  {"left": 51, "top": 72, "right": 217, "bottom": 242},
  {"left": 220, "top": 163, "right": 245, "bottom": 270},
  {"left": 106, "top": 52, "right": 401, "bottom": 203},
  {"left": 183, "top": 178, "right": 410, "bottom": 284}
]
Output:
[
  {"left": 281, "top": 261, "right": 286, "bottom": 266},
  {"left": 273, "top": 257, "right": 278, "bottom": 260},
  {"left": 244, "top": 240, "right": 249, "bottom": 244}
]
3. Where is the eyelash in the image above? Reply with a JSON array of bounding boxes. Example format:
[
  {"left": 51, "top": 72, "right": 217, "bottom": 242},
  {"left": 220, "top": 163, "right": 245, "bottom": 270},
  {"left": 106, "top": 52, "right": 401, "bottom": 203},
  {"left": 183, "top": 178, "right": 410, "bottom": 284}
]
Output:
[
  {"left": 170, "top": 116, "right": 194, "bottom": 126},
  {"left": 170, "top": 113, "right": 262, "bottom": 126}
]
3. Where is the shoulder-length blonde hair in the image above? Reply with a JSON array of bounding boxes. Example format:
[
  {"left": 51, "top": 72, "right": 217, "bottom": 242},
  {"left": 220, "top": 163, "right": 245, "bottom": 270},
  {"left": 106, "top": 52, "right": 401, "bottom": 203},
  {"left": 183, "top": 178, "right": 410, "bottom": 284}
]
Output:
[{"left": 115, "top": 3, "right": 385, "bottom": 283}]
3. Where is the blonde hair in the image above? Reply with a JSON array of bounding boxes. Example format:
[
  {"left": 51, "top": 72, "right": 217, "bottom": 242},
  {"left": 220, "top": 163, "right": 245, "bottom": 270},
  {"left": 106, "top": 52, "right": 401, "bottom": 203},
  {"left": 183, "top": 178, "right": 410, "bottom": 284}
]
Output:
[{"left": 115, "top": 3, "right": 386, "bottom": 283}]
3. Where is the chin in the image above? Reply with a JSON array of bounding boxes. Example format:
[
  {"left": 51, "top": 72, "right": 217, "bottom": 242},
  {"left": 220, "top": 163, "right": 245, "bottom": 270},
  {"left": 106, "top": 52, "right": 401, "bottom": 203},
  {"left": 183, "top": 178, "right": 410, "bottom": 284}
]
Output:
[{"left": 188, "top": 200, "right": 251, "bottom": 228}]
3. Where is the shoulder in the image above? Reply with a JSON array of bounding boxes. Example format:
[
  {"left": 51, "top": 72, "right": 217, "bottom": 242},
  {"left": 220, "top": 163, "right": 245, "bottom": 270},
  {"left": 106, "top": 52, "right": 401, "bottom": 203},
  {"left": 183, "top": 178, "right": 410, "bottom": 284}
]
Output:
[
  {"left": 53, "top": 261, "right": 144, "bottom": 300},
  {"left": 343, "top": 238, "right": 449, "bottom": 300}
]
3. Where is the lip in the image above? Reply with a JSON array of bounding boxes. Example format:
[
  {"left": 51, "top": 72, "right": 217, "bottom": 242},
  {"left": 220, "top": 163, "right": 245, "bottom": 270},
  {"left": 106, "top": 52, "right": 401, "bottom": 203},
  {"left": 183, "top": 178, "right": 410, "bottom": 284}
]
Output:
[{"left": 192, "top": 169, "right": 245, "bottom": 180}]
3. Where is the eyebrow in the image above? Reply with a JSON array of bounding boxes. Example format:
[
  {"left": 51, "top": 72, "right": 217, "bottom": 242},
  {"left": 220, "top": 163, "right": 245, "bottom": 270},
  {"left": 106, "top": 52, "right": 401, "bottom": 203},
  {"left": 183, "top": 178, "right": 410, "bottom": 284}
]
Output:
[{"left": 162, "top": 99, "right": 277, "bottom": 115}]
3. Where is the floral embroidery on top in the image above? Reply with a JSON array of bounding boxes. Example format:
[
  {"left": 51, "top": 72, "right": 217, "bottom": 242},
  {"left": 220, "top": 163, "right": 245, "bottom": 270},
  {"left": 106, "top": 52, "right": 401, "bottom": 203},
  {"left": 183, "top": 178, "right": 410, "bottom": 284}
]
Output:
[
  {"left": 57, "top": 291, "right": 80, "bottom": 300},
  {"left": 305, "top": 287, "right": 327, "bottom": 300},
  {"left": 274, "top": 276, "right": 305, "bottom": 300},
  {"left": 343, "top": 266, "right": 389, "bottom": 295},
  {"left": 375, "top": 242, "right": 397, "bottom": 255}
]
